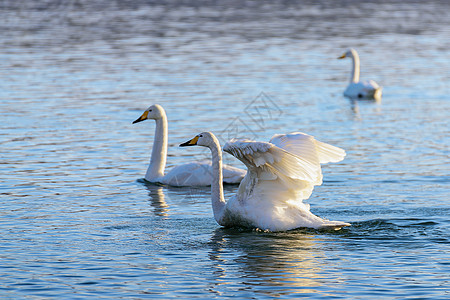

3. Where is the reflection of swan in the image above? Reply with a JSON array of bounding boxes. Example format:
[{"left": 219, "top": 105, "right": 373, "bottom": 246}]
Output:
[
  {"left": 143, "top": 182, "right": 169, "bottom": 217},
  {"left": 180, "top": 131, "right": 350, "bottom": 231},
  {"left": 338, "top": 48, "right": 382, "bottom": 100},
  {"left": 208, "top": 229, "right": 327, "bottom": 296},
  {"left": 133, "top": 104, "right": 246, "bottom": 186}
]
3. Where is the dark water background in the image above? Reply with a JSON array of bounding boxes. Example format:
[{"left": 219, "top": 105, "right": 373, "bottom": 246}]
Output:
[{"left": 1, "top": 0, "right": 449, "bottom": 298}]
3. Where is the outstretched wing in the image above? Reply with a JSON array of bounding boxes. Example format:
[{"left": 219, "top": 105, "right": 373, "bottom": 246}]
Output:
[
  {"left": 223, "top": 133, "right": 345, "bottom": 202},
  {"left": 223, "top": 138, "right": 322, "bottom": 188},
  {"left": 269, "top": 132, "right": 346, "bottom": 164},
  {"left": 223, "top": 134, "right": 348, "bottom": 230}
]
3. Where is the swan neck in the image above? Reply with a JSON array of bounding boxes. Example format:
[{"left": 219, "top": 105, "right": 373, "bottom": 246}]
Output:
[
  {"left": 350, "top": 51, "right": 360, "bottom": 83},
  {"left": 146, "top": 113, "right": 168, "bottom": 181},
  {"left": 209, "top": 138, "right": 226, "bottom": 223}
]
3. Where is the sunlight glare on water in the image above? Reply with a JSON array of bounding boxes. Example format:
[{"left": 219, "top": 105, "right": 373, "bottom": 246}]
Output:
[{"left": 1, "top": 0, "right": 449, "bottom": 299}]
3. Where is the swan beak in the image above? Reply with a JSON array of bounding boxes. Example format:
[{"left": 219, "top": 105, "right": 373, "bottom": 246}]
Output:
[
  {"left": 180, "top": 136, "right": 199, "bottom": 147},
  {"left": 132, "top": 110, "right": 149, "bottom": 124},
  {"left": 338, "top": 54, "right": 346, "bottom": 59}
]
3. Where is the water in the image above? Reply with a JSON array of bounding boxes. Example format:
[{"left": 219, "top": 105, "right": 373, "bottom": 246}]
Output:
[{"left": 1, "top": 0, "right": 449, "bottom": 298}]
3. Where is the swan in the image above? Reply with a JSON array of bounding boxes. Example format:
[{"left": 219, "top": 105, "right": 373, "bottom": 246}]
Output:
[
  {"left": 180, "top": 131, "right": 351, "bottom": 231},
  {"left": 132, "top": 104, "right": 246, "bottom": 186},
  {"left": 338, "top": 48, "right": 382, "bottom": 100}
]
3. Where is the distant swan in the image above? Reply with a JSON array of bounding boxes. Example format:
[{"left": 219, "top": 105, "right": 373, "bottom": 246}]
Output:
[
  {"left": 338, "top": 48, "right": 382, "bottom": 100},
  {"left": 180, "top": 131, "right": 350, "bottom": 231},
  {"left": 133, "top": 105, "right": 246, "bottom": 186}
]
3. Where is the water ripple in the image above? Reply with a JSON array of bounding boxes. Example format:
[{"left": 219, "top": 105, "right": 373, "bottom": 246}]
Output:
[{"left": 1, "top": 0, "right": 449, "bottom": 299}]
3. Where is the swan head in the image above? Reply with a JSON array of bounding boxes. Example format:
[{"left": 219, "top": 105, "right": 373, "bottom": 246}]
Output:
[
  {"left": 180, "top": 132, "right": 216, "bottom": 148},
  {"left": 132, "top": 104, "right": 165, "bottom": 124},
  {"left": 338, "top": 48, "right": 357, "bottom": 59}
]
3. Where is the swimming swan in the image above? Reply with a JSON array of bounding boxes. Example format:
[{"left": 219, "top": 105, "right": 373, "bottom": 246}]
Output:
[
  {"left": 338, "top": 48, "right": 382, "bottom": 100},
  {"left": 180, "top": 131, "right": 351, "bottom": 231},
  {"left": 133, "top": 105, "right": 246, "bottom": 186}
]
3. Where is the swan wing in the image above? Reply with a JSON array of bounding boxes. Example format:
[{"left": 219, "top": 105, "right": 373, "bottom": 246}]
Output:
[
  {"left": 269, "top": 132, "right": 346, "bottom": 164},
  {"left": 365, "top": 79, "right": 381, "bottom": 89},
  {"left": 223, "top": 139, "right": 322, "bottom": 185},
  {"left": 345, "top": 81, "right": 382, "bottom": 99},
  {"left": 223, "top": 136, "right": 349, "bottom": 231},
  {"left": 159, "top": 162, "right": 212, "bottom": 186},
  {"left": 159, "top": 161, "right": 245, "bottom": 187},
  {"left": 222, "top": 164, "right": 247, "bottom": 184}
]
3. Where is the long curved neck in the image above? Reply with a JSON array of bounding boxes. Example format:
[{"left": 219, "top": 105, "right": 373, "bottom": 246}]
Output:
[
  {"left": 350, "top": 50, "right": 360, "bottom": 83},
  {"left": 208, "top": 137, "right": 226, "bottom": 224},
  {"left": 145, "top": 113, "right": 168, "bottom": 181}
]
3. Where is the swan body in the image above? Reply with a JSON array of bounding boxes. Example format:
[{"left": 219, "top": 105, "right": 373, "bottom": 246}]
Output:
[
  {"left": 180, "top": 131, "right": 350, "bottom": 231},
  {"left": 133, "top": 105, "right": 246, "bottom": 186},
  {"left": 339, "top": 48, "right": 382, "bottom": 100}
]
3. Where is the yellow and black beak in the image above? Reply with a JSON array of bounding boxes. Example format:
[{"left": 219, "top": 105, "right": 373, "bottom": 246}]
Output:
[
  {"left": 132, "top": 110, "right": 149, "bottom": 124},
  {"left": 180, "top": 136, "right": 199, "bottom": 147},
  {"left": 338, "top": 53, "right": 346, "bottom": 59}
]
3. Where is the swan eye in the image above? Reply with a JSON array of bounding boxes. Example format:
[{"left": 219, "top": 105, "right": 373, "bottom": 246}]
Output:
[
  {"left": 199, "top": 134, "right": 203, "bottom": 137},
  {"left": 149, "top": 109, "right": 152, "bottom": 112}
]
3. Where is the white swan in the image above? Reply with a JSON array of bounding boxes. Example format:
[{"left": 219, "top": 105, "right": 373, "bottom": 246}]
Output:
[
  {"left": 132, "top": 105, "right": 246, "bottom": 186},
  {"left": 180, "top": 131, "right": 351, "bottom": 231},
  {"left": 338, "top": 48, "right": 382, "bottom": 100}
]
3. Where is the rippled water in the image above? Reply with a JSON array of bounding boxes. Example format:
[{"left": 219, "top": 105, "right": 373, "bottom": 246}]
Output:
[{"left": 1, "top": 0, "right": 449, "bottom": 298}]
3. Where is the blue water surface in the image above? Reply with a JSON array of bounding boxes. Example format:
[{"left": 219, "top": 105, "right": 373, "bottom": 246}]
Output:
[{"left": 1, "top": 1, "right": 449, "bottom": 299}]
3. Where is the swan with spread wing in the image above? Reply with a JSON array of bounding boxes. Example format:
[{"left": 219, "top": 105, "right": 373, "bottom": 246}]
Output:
[
  {"left": 180, "top": 131, "right": 350, "bottom": 231},
  {"left": 338, "top": 48, "right": 382, "bottom": 100},
  {"left": 133, "top": 105, "right": 246, "bottom": 186}
]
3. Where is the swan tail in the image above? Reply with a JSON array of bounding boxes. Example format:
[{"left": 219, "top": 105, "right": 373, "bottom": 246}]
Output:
[{"left": 318, "top": 220, "right": 351, "bottom": 230}]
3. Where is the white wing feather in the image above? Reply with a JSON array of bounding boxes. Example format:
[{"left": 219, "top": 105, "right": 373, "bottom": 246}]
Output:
[
  {"left": 224, "top": 139, "right": 321, "bottom": 184},
  {"left": 270, "top": 132, "right": 346, "bottom": 164},
  {"left": 220, "top": 134, "right": 349, "bottom": 231},
  {"left": 160, "top": 161, "right": 246, "bottom": 186}
]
